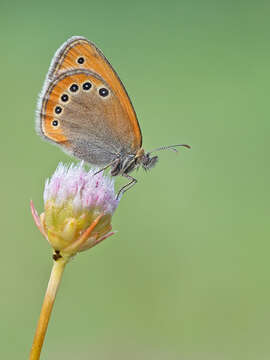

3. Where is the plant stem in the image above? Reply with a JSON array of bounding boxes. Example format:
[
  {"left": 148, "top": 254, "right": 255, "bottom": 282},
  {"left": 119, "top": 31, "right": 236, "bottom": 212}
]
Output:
[{"left": 29, "top": 256, "right": 68, "bottom": 360}]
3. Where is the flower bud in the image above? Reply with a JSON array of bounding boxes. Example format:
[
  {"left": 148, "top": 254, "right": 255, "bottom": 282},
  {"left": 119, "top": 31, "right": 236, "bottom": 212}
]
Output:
[{"left": 31, "top": 162, "right": 119, "bottom": 257}]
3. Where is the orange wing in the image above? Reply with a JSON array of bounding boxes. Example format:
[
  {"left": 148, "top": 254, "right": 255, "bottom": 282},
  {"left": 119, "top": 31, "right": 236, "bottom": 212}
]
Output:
[{"left": 47, "top": 36, "right": 142, "bottom": 150}]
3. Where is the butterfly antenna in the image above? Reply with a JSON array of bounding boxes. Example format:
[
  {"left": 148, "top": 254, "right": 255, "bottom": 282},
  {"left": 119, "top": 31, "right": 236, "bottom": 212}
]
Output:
[{"left": 148, "top": 144, "right": 191, "bottom": 154}]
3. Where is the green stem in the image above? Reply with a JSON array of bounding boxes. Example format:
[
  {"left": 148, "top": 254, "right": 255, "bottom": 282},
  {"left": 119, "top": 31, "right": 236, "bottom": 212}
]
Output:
[{"left": 29, "top": 256, "right": 68, "bottom": 360}]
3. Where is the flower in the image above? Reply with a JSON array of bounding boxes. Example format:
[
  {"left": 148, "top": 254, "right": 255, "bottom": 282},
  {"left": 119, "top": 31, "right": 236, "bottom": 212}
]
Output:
[{"left": 31, "top": 162, "right": 119, "bottom": 258}]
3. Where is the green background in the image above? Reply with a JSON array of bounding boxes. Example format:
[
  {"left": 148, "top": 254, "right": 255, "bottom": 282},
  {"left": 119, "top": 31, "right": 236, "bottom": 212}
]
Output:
[{"left": 1, "top": 0, "right": 269, "bottom": 359}]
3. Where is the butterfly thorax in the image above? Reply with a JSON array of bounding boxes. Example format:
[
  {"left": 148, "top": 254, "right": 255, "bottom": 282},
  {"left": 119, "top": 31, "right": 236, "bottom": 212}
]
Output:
[{"left": 110, "top": 148, "right": 158, "bottom": 176}]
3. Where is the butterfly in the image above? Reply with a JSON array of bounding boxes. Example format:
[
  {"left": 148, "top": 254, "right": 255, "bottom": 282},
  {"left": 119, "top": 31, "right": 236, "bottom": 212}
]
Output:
[{"left": 36, "top": 36, "right": 190, "bottom": 197}]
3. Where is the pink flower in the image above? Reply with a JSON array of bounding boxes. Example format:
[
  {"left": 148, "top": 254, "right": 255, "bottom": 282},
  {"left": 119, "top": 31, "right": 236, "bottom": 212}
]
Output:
[{"left": 31, "top": 162, "right": 119, "bottom": 258}]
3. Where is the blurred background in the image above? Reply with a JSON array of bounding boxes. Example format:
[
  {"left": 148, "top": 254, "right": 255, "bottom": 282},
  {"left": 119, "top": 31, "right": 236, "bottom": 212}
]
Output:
[{"left": 1, "top": 0, "right": 269, "bottom": 359}]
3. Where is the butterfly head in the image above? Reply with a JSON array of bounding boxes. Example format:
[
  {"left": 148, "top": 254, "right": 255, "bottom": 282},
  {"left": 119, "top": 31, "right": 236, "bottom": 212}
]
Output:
[
  {"left": 140, "top": 152, "right": 159, "bottom": 171},
  {"left": 132, "top": 148, "right": 157, "bottom": 171},
  {"left": 135, "top": 143, "right": 191, "bottom": 172}
]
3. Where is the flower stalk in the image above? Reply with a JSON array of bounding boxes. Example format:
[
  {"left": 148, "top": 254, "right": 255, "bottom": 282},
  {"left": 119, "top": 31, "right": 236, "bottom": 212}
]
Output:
[
  {"left": 29, "top": 257, "right": 67, "bottom": 360},
  {"left": 29, "top": 162, "right": 119, "bottom": 359}
]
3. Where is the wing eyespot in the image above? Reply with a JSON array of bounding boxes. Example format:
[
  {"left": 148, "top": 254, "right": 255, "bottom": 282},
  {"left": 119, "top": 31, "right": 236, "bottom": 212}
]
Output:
[
  {"left": 69, "top": 84, "right": 79, "bottom": 93},
  {"left": 99, "top": 88, "right": 109, "bottom": 97},
  {"left": 52, "top": 120, "right": 59, "bottom": 127},
  {"left": 61, "top": 94, "right": 69, "bottom": 102},
  {"left": 55, "top": 106, "right": 62, "bottom": 114},
  {"left": 82, "top": 81, "right": 92, "bottom": 91},
  {"left": 77, "top": 56, "right": 85, "bottom": 64}
]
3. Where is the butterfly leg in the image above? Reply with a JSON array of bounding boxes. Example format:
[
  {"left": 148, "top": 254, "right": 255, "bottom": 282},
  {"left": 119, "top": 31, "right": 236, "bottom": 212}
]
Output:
[
  {"left": 117, "top": 174, "right": 137, "bottom": 199},
  {"left": 94, "top": 160, "right": 118, "bottom": 175}
]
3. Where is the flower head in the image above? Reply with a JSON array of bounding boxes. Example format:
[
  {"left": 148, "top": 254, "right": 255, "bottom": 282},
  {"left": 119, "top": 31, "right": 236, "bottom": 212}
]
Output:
[{"left": 31, "top": 162, "right": 119, "bottom": 258}]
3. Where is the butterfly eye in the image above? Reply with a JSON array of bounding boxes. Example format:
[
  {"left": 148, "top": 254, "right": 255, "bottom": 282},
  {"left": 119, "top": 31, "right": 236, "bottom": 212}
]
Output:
[
  {"left": 52, "top": 120, "right": 59, "bottom": 127},
  {"left": 61, "top": 94, "right": 69, "bottom": 102},
  {"left": 70, "top": 84, "right": 79, "bottom": 92},
  {"left": 99, "top": 88, "right": 109, "bottom": 97},
  {"left": 77, "top": 57, "right": 85, "bottom": 64},
  {"left": 55, "top": 106, "right": 62, "bottom": 114},
  {"left": 82, "top": 82, "right": 92, "bottom": 91}
]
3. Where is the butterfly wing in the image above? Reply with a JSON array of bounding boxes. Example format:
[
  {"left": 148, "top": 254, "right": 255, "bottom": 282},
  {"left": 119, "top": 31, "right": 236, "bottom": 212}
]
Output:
[
  {"left": 36, "top": 68, "right": 142, "bottom": 165},
  {"left": 39, "top": 36, "right": 142, "bottom": 152}
]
